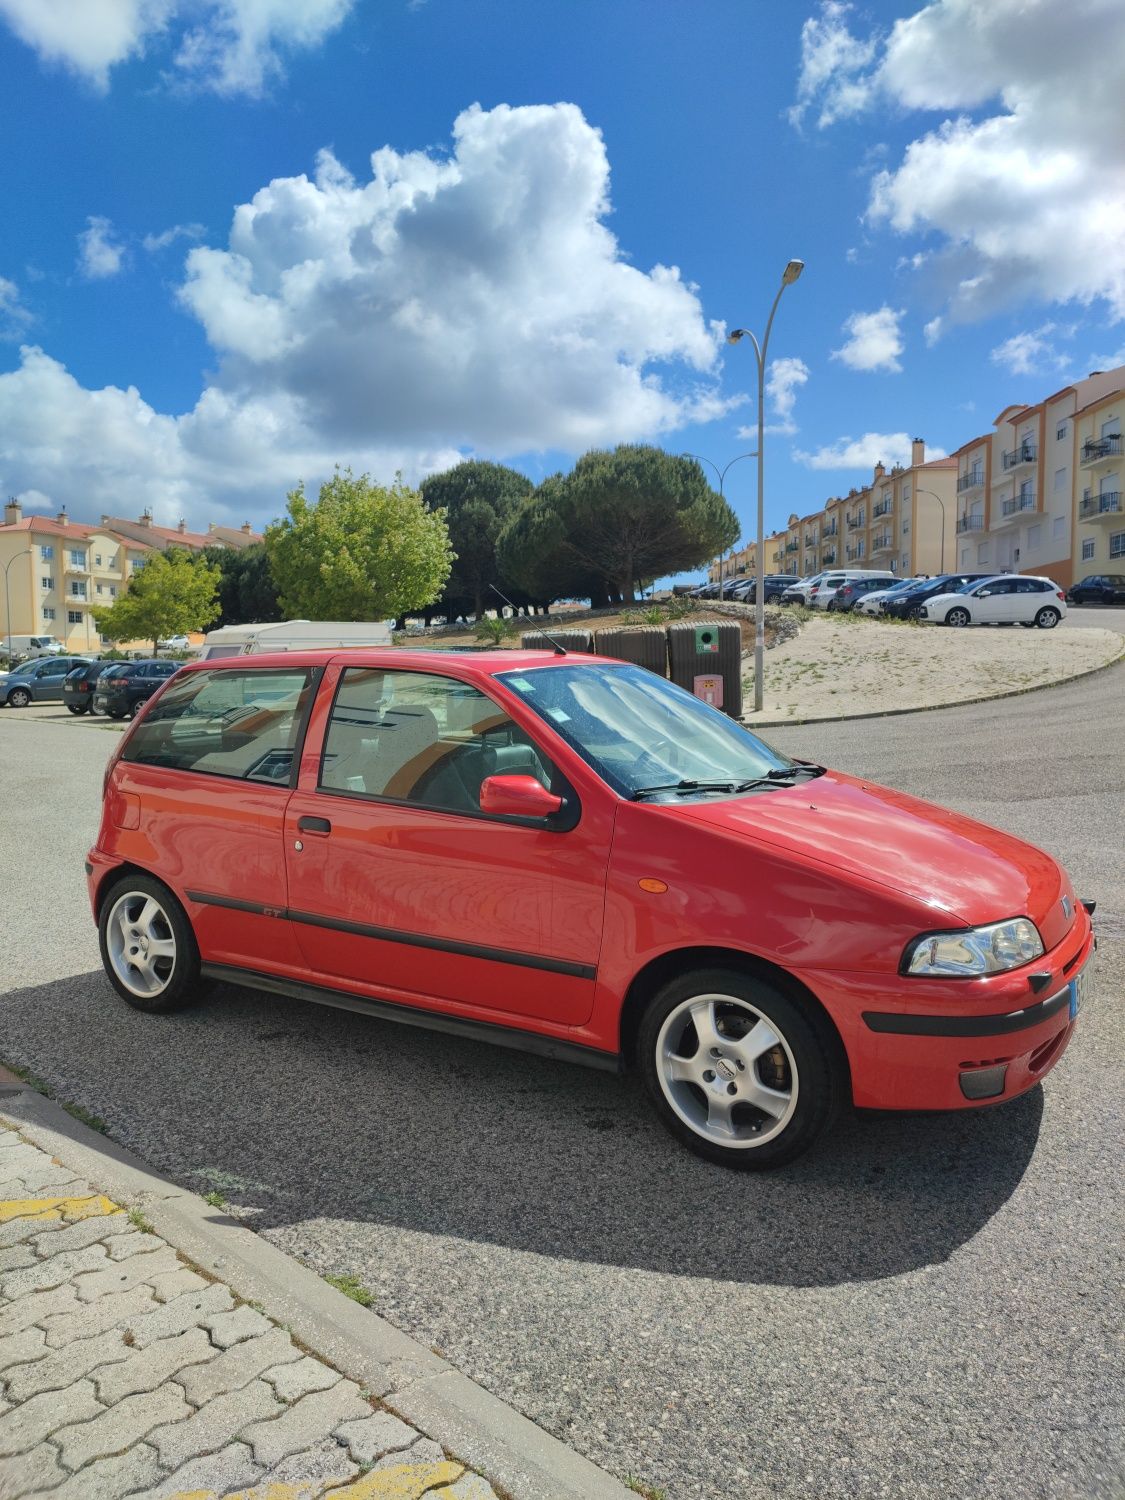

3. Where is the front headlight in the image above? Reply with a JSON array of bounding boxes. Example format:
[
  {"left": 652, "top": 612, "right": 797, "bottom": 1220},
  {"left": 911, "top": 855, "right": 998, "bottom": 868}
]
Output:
[{"left": 902, "top": 917, "right": 1044, "bottom": 977}]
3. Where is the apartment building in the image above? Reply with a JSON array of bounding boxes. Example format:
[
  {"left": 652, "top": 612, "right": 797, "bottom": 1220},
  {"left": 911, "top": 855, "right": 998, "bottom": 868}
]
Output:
[
  {"left": 712, "top": 439, "right": 955, "bottom": 584},
  {"left": 953, "top": 366, "right": 1124, "bottom": 589},
  {"left": 0, "top": 501, "right": 261, "bottom": 654}
]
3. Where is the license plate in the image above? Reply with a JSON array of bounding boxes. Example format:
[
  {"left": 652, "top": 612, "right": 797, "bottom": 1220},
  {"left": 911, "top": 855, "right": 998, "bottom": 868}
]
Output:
[{"left": 1068, "top": 965, "right": 1090, "bottom": 1020}]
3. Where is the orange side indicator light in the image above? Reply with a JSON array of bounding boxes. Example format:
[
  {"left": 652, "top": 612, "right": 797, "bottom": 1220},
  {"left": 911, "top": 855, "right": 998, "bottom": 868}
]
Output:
[{"left": 638, "top": 878, "right": 669, "bottom": 894}]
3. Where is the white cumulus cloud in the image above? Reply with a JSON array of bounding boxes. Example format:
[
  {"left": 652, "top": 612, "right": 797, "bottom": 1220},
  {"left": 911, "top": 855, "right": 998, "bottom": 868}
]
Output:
[
  {"left": 794, "top": 432, "right": 947, "bottom": 470},
  {"left": 831, "top": 306, "right": 904, "bottom": 372},
  {"left": 989, "top": 323, "right": 1072, "bottom": 376},
  {"left": 0, "top": 0, "right": 354, "bottom": 96},
  {"left": 791, "top": 0, "right": 1125, "bottom": 322},
  {"left": 142, "top": 222, "right": 205, "bottom": 253},
  {"left": 77, "top": 216, "right": 126, "bottom": 279},
  {"left": 738, "top": 356, "right": 809, "bottom": 438},
  {"left": 0, "top": 276, "right": 33, "bottom": 339},
  {"left": 923, "top": 316, "right": 943, "bottom": 347},
  {"left": 0, "top": 104, "right": 731, "bottom": 530}
]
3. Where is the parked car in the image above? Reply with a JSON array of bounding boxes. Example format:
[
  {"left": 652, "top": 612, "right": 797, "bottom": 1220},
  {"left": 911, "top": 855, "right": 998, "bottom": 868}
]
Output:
[
  {"left": 856, "top": 577, "right": 926, "bottom": 615},
  {"left": 918, "top": 575, "right": 1068, "bottom": 628},
  {"left": 64, "top": 661, "right": 126, "bottom": 715},
  {"left": 1067, "top": 574, "right": 1125, "bottom": 606},
  {"left": 88, "top": 647, "right": 1092, "bottom": 1170},
  {"left": 781, "top": 573, "right": 824, "bottom": 606},
  {"left": 0, "top": 655, "right": 93, "bottom": 707},
  {"left": 810, "top": 569, "right": 896, "bottom": 609},
  {"left": 0, "top": 634, "right": 65, "bottom": 661},
  {"left": 729, "top": 574, "right": 800, "bottom": 604},
  {"left": 827, "top": 577, "right": 898, "bottom": 612},
  {"left": 157, "top": 635, "right": 192, "bottom": 652},
  {"left": 93, "top": 659, "right": 181, "bottom": 718},
  {"left": 881, "top": 573, "right": 994, "bottom": 620}
]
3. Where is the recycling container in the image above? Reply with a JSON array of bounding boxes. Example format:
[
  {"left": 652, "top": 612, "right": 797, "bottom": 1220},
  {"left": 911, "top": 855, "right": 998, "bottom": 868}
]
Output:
[
  {"left": 666, "top": 620, "right": 743, "bottom": 717},
  {"left": 593, "top": 626, "right": 668, "bottom": 676}
]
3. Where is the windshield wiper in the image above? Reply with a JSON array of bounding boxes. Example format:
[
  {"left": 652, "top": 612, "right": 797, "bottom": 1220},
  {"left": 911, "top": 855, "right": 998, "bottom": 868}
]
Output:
[{"left": 630, "top": 765, "right": 826, "bottom": 801}]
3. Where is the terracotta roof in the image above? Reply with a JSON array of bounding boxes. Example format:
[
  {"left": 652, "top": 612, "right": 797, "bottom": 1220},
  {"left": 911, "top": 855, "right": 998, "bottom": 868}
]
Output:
[
  {"left": 919, "top": 456, "right": 958, "bottom": 469},
  {"left": 0, "top": 516, "right": 153, "bottom": 548}
]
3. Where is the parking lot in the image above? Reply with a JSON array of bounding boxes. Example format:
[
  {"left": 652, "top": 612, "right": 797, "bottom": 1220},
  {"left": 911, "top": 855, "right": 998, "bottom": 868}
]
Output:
[{"left": 0, "top": 663, "right": 1122, "bottom": 1500}]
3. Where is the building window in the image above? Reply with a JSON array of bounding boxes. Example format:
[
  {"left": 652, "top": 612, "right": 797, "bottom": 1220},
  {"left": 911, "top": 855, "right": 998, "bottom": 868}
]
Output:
[
  {"left": 69, "top": 582, "right": 87, "bottom": 599},
  {"left": 1027, "top": 524, "right": 1042, "bottom": 548},
  {"left": 1057, "top": 421, "right": 1067, "bottom": 440},
  {"left": 40, "top": 544, "right": 54, "bottom": 560},
  {"left": 96, "top": 583, "right": 103, "bottom": 594},
  {"left": 42, "top": 607, "right": 55, "bottom": 621},
  {"left": 902, "top": 518, "right": 910, "bottom": 534},
  {"left": 68, "top": 549, "right": 85, "bottom": 567},
  {"left": 109, "top": 585, "right": 117, "bottom": 597},
  {"left": 1110, "top": 531, "right": 1124, "bottom": 560},
  {"left": 977, "top": 542, "right": 990, "bottom": 564},
  {"left": 1054, "top": 468, "right": 1066, "bottom": 492},
  {"left": 67, "top": 609, "right": 83, "bottom": 624},
  {"left": 1052, "top": 516, "right": 1065, "bottom": 540},
  {"left": 960, "top": 549, "right": 969, "bottom": 567},
  {"left": 40, "top": 575, "right": 52, "bottom": 590},
  {"left": 1082, "top": 538, "right": 1095, "bottom": 560}
]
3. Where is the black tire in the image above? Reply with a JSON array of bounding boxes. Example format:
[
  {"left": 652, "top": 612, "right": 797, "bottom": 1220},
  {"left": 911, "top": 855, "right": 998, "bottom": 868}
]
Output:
[
  {"left": 1036, "top": 607, "right": 1060, "bottom": 629},
  {"left": 108, "top": 707, "right": 126, "bottom": 720},
  {"left": 7, "top": 688, "right": 30, "bottom": 708},
  {"left": 945, "top": 606, "right": 971, "bottom": 627},
  {"left": 67, "top": 704, "right": 87, "bottom": 715},
  {"left": 129, "top": 698, "right": 146, "bottom": 718},
  {"left": 637, "top": 966, "right": 841, "bottom": 1169},
  {"left": 98, "top": 873, "right": 208, "bottom": 1013},
  {"left": 1021, "top": 621, "right": 1036, "bottom": 628}
]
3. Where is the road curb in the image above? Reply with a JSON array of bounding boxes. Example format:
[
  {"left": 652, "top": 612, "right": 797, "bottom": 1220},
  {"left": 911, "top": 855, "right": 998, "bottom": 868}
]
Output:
[
  {"left": 742, "top": 634, "right": 1125, "bottom": 728},
  {"left": 0, "top": 1078, "right": 633, "bottom": 1500}
]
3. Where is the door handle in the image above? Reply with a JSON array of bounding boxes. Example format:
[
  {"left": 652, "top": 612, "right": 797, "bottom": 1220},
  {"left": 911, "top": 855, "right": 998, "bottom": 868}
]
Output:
[{"left": 297, "top": 815, "right": 332, "bottom": 835}]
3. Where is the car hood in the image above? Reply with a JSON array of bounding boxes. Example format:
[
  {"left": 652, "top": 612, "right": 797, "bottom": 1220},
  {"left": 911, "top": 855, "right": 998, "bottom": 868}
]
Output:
[
  {"left": 673, "top": 770, "right": 1071, "bottom": 942},
  {"left": 919, "top": 592, "right": 968, "bottom": 610}
]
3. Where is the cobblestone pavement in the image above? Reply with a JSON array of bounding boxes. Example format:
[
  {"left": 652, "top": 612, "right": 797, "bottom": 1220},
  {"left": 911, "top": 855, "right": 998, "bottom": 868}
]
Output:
[{"left": 0, "top": 1125, "right": 499, "bottom": 1500}]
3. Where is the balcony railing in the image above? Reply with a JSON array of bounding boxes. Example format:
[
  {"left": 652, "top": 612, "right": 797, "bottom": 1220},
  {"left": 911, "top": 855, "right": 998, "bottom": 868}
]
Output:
[
  {"left": 957, "top": 470, "right": 984, "bottom": 493},
  {"left": 822, "top": 549, "right": 836, "bottom": 565},
  {"left": 1001, "top": 494, "right": 1037, "bottom": 517},
  {"left": 1002, "top": 443, "right": 1036, "bottom": 471},
  {"left": 956, "top": 515, "right": 984, "bottom": 534},
  {"left": 1080, "top": 435, "right": 1122, "bottom": 466},
  {"left": 785, "top": 541, "right": 799, "bottom": 553},
  {"left": 845, "top": 546, "right": 864, "bottom": 561},
  {"left": 1079, "top": 492, "right": 1122, "bottom": 519},
  {"left": 822, "top": 522, "right": 838, "bottom": 537},
  {"left": 846, "top": 515, "right": 865, "bottom": 530},
  {"left": 804, "top": 532, "right": 817, "bottom": 546},
  {"left": 873, "top": 499, "right": 893, "bottom": 518}
]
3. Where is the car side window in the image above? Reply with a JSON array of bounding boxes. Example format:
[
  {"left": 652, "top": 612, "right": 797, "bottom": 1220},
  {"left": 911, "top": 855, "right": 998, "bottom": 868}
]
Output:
[
  {"left": 121, "top": 668, "right": 315, "bottom": 784},
  {"left": 320, "top": 668, "right": 552, "bottom": 816}
]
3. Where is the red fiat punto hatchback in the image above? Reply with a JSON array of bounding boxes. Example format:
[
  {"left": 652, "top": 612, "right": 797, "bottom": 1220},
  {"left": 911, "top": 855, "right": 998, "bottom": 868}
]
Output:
[{"left": 87, "top": 649, "right": 1093, "bottom": 1168}]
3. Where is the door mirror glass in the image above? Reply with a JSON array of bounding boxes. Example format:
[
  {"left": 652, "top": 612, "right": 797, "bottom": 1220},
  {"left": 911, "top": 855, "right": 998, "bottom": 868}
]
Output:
[{"left": 479, "top": 774, "right": 563, "bottom": 819}]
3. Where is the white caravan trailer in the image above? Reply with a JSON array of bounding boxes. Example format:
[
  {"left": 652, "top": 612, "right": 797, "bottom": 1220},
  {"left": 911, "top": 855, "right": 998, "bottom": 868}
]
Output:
[{"left": 196, "top": 620, "right": 393, "bottom": 661}]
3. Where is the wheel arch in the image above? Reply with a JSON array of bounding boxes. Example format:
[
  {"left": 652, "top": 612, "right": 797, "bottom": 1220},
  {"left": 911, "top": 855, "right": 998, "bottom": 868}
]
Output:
[
  {"left": 616, "top": 945, "right": 852, "bottom": 1097},
  {"left": 93, "top": 860, "right": 170, "bottom": 920}
]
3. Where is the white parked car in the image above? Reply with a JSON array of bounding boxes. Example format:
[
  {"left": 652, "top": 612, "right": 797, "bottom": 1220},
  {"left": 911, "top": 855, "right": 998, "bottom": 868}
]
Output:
[
  {"left": 157, "top": 635, "right": 192, "bottom": 651},
  {"left": 857, "top": 577, "right": 926, "bottom": 615},
  {"left": 918, "top": 574, "right": 1068, "bottom": 629},
  {"left": 810, "top": 568, "right": 896, "bottom": 609}
]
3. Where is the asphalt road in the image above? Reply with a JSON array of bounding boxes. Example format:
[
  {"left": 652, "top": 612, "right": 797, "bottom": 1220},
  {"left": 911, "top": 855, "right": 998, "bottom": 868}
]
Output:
[{"left": 1, "top": 664, "right": 1122, "bottom": 1500}]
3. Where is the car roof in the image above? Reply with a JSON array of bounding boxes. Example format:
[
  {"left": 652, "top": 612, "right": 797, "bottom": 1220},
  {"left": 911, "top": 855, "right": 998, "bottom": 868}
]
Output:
[{"left": 176, "top": 647, "right": 597, "bottom": 679}]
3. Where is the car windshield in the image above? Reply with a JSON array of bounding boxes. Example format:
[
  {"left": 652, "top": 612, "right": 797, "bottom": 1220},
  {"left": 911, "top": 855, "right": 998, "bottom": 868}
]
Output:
[
  {"left": 956, "top": 576, "right": 994, "bottom": 593},
  {"left": 497, "top": 662, "right": 796, "bottom": 799}
]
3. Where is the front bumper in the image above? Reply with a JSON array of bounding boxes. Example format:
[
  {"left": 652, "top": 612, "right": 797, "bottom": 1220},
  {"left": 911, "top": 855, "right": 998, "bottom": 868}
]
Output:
[{"left": 803, "top": 909, "right": 1094, "bottom": 1111}]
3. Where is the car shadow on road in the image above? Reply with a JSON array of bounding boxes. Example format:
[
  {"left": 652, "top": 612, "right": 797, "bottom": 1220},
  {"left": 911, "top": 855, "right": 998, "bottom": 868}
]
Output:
[{"left": 1, "top": 971, "right": 1046, "bottom": 1288}]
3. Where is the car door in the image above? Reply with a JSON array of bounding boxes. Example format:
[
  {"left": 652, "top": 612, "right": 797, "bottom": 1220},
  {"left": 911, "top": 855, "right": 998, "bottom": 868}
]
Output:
[
  {"left": 974, "top": 578, "right": 1018, "bottom": 622},
  {"left": 284, "top": 664, "right": 610, "bottom": 1027},
  {"left": 33, "top": 657, "right": 76, "bottom": 701}
]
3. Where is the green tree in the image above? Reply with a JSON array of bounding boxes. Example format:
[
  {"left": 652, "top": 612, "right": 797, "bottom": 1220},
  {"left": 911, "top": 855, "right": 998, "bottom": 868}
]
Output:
[
  {"left": 562, "top": 445, "right": 739, "bottom": 603},
  {"left": 264, "top": 469, "right": 454, "bottom": 621},
  {"left": 498, "top": 475, "right": 608, "bottom": 608},
  {"left": 203, "top": 543, "right": 282, "bottom": 627},
  {"left": 93, "top": 547, "right": 221, "bottom": 654},
  {"left": 420, "top": 460, "right": 533, "bottom": 618}
]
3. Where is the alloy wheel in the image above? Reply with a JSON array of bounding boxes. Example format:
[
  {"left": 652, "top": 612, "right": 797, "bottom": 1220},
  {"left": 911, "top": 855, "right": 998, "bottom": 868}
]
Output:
[
  {"left": 655, "top": 993, "right": 798, "bottom": 1149},
  {"left": 1036, "top": 607, "right": 1060, "bottom": 629},
  {"left": 106, "top": 891, "right": 177, "bottom": 998},
  {"left": 946, "top": 607, "right": 970, "bottom": 627},
  {"left": 7, "top": 688, "right": 30, "bottom": 708}
]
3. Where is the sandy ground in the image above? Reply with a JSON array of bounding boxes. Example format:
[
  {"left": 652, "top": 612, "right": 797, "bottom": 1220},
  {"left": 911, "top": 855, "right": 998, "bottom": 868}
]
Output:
[{"left": 744, "top": 613, "right": 1124, "bottom": 725}]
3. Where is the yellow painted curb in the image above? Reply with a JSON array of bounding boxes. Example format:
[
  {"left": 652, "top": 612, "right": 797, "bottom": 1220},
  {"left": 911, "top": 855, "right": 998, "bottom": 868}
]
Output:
[
  {"left": 171, "top": 1462, "right": 465, "bottom": 1500},
  {"left": 0, "top": 1193, "right": 119, "bottom": 1224}
]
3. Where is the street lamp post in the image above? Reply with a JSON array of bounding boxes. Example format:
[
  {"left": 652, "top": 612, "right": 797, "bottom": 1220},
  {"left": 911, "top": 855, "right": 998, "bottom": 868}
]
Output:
[
  {"left": 681, "top": 452, "right": 757, "bottom": 599},
  {"left": 728, "top": 258, "right": 805, "bottom": 714},
  {"left": 2, "top": 549, "right": 33, "bottom": 659},
  {"left": 914, "top": 487, "right": 947, "bottom": 572}
]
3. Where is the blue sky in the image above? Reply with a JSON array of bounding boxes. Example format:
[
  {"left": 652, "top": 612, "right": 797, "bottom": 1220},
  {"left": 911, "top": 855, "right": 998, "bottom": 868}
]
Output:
[{"left": 0, "top": 0, "right": 1122, "bottom": 566}]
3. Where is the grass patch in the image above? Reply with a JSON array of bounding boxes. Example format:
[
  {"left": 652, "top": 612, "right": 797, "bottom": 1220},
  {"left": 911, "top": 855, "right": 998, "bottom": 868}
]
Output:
[
  {"left": 203, "top": 1189, "right": 228, "bottom": 1208},
  {"left": 61, "top": 1101, "right": 109, "bottom": 1134},
  {"left": 624, "top": 1477, "right": 667, "bottom": 1499},
  {"left": 127, "top": 1206, "right": 155, "bottom": 1234},
  {"left": 324, "top": 1272, "right": 376, "bottom": 1308},
  {"left": 1, "top": 1058, "right": 109, "bottom": 1134}
]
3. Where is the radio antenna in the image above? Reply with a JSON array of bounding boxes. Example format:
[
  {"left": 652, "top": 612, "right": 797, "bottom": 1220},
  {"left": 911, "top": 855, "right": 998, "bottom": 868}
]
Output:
[{"left": 489, "top": 583, "right": 568, "bottom": 655}]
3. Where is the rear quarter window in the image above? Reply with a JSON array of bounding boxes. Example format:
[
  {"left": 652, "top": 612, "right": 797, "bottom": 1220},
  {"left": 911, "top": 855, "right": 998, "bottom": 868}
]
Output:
[{"left": 121, "top": 667, "right": 317, "bottom": 785}]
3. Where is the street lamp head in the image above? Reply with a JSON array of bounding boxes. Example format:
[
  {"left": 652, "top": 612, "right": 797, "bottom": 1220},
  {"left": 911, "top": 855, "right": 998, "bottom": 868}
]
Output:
[
  {"left": 782, "top": 259, "right": 805, "bottom": 285},
  {"left": 727, "top": 328, "right": 749, "bottom": 345}
]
